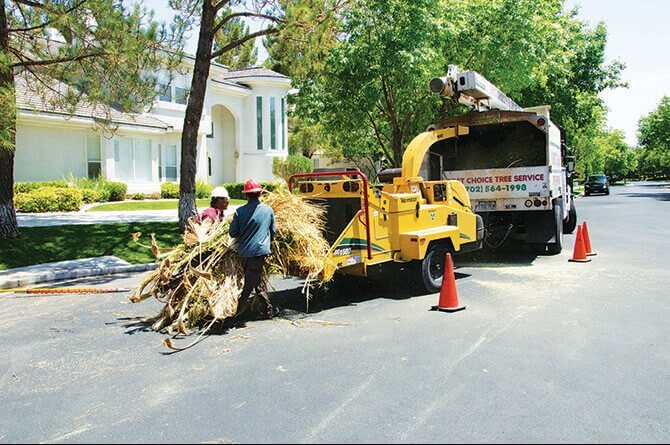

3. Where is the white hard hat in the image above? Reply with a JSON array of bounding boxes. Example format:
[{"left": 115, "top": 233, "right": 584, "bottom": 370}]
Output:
[{"left": 211, "top": 186, "right": 229, "bottom": 199}]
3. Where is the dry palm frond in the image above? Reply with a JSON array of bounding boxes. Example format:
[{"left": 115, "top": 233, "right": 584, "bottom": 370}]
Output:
[{"left": 129, "top": 186, "right": 334, "bottom": 347}]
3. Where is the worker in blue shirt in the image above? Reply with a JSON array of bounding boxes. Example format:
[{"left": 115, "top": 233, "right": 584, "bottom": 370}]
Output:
[{"left": 229, "top": 179, "right": 276, "bottom": 319}]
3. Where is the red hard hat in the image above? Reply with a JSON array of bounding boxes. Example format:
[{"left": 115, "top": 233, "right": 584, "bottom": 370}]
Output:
[{"left": 243, "top": 179, "right": 263, "bottom": 194}]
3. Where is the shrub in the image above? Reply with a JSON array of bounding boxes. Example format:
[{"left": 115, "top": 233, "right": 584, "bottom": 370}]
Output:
[
  {"left": 14, "top": 180, "right": 69, "bottom": 194},
  {"left": 80, "top": 188, "right": 99, "bottom": 204},
  {"left": 196, "top": 180, "right": 215, "bottom": 199},
  {"left": 95, "top": 188, "right": 111, "bottom": 203},
  {"left": 103, "top": 182, "right": 127, "bottom": 202},
  {"left": 132, "top": 192, "right": 145, "bottom": 200},
  {"left": 147, "top": 192, "right": 161, "bottom": 200},
  {"left": 272, "top": 155, "right": 314, "bottom": 183},
  {"left": 161, "top": 182, "right": 180, "bottom": 199},
  {"left": 14, "top": 187, "right": 83, "bottom": 212},
  {"left": 220, "top": 182, "right": 279, "bottom": 199}
]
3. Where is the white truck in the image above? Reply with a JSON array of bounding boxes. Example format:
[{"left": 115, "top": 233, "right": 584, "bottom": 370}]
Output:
[{"left": 424, "top": 66, "right": 577, "bottom": 253}]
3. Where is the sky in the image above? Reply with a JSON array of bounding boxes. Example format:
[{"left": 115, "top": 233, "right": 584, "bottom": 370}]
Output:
[{"left": 143, "top": 0, "right": 670, "bottom": 146}]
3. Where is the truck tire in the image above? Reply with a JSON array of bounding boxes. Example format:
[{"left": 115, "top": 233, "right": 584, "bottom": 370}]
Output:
[
  {"left": 420, "top": 242, "right": 451, "bottom": 294},
  {"left": 563, "top": 199, "right": 577, "bottom": 234},
  {"left": 547, "top": 199, "right": 563, "bottom": 255}
]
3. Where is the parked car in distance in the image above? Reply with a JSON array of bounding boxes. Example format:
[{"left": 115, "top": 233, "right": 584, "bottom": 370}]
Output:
[{"left": 584, "top": 174, "right": 610, "bottom": 196}]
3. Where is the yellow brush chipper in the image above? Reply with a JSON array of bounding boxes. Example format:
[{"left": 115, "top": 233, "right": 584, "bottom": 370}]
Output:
[{"left": 289, "top": 126, "right": 484, "bottom": 293}]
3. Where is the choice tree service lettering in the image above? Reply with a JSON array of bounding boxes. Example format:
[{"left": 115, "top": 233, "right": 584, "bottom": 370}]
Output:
[{"left": 451, "top": 173, "right": 545, "bottom": 194}]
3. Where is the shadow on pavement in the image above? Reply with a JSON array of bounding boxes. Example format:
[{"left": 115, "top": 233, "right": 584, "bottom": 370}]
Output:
[
  {"left": 620, "top": 192, "right": 670, "bottom": 202},
  {"left": 109, "top": 243, "right": 542, "bottom": 346},
  {"left": 458, "top": 243, "right": 539, "bottom": 268},
  {"left": 269, "top": 242, "right": 542, "bottom": 316}
]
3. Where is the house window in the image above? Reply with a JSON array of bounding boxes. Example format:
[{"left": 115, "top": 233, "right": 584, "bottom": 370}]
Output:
[
  {"left": 157, "top": 70, "right": 189, "bottom": 105},
  {"left": 158, "top": 81, "right": 172, "bottom": 102},
  {"left": 270, "top": 97, "right": 277, "bottom": 150},
  {"left": 175, "top": 85, "right": 189, "bottom": 105},
  {"left": 208, "top": 156, "right": 212, "bottom": 176},
  {"left": 159, "top": 144, "right": 178, "bottom": 182},
  {"left": 114, "top": 137, "right": 152, "bottom": 181},
  {"left": 256, "top": 96, "right": 263, "bottom": 150},
  {"left": 281, "top": 97, "right": 286, "bottom": 151},
  {"left": 86, "top": 135, "right": 101, "bottom": 179}
]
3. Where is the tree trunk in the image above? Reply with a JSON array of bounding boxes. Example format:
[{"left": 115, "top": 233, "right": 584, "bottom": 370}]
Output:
[
  {"left": 178, "top": 1, "right": 216, "bottom": 232},
  {"left": 0, "top": 0, "right": 19, "bottom": 239}
]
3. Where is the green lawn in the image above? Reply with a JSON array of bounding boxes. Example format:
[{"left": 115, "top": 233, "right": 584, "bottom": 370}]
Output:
[
  {"left": 87, "top": 198, "right": 245, "bottom": 212},
  {"left": 0, "top": 222, "right": 183, "bottom": 270}
]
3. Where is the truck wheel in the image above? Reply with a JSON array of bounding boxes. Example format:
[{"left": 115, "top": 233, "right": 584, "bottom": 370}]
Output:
[
  {"left": 563, "top": 200, "right": 577, "bottom": 234},
  {"left": 420, "top": 242, "right": 450, "bottom": 294},
  {"left": 547, "top": 200, "right": 563, "bottom": 255}
]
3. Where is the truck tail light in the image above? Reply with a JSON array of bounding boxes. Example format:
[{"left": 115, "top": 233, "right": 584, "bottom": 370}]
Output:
[
  {"left": 343, "top": 181, "right": 360, "bottom": 192},
  {"left": 299, "top": 183, "right": 313, "bottom": 193},
  {"left": 534, "top": 199, "right": 541, "bottom": 207},
  {"left": 537, "top": 118, "right": 546, "bottom": 126}
]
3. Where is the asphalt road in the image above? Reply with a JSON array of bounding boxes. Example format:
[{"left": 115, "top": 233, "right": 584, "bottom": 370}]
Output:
[{"left": 1, "top": 181, "right": 668, "bottom": 443}]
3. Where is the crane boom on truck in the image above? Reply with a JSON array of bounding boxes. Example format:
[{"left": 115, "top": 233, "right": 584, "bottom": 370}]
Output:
[{"left": 425, "top": 65, "right": 577, "bottom": 253}]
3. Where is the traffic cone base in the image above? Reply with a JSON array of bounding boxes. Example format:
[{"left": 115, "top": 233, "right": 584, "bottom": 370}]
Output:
[
  {"left": 430, "top": 252, "right": 466, "bottom": 313},
  {"left": 431, "top": 304, "right": 466, "bottom": 312},
  {"left": 568, "top": 257, "right": 591, "bottom": 263},
  {"left": 582, "top": 220, "right": 597, "bottom": 256}
]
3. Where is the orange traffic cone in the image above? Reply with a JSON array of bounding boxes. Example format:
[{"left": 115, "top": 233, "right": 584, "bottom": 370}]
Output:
[
  {"left": 568, "top": 224, "right": 591, "bottom": 263},
  {"left": 430, "top": 253, "right": 466, "bottom": 312},
  {"left": 582, "top": 221, "right": 596, "bottom": 256}
]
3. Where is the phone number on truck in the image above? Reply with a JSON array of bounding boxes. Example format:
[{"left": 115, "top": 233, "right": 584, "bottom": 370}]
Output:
[{"left": 465, "top": 184, "right": 528, "bottom": 193}]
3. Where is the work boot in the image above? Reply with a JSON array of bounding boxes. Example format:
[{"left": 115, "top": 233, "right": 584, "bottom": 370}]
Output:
[{"left": 263, "top": 305, "right": 277, "bottom": 320}]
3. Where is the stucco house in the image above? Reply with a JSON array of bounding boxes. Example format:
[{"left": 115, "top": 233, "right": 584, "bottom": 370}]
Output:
[{"left": 13, "top": 58, "right": 291, "bottom": 193}]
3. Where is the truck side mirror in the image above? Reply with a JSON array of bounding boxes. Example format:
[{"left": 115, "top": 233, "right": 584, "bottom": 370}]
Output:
[{"left": 567, "top": 160, "right": 575, "bottom": 173}]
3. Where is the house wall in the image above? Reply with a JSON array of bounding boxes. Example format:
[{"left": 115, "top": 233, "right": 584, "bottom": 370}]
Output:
[
  {"left": 15, "top": 123, "right": 88, "bottom": 181},
  {"left": 238, "top": 85, "right": 288, "bottom": 183},
  {"left": 13, "top": 67, "right": 292, "bottom": 194}
]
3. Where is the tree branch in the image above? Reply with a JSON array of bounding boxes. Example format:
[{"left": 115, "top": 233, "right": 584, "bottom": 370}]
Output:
[
  {"left": 367, "top": 111, "right": 392, "bottom": 160},
  {"left": 15, "top": 0, "right": 45, "bottom": 7},
  {"left": 11, "top": 50, "right": 107, "bottom": 69},
  {"left": 210, "top": 27, "right": 279, "bottom": 60},
  {"left": 9, "top": 0, "right": 87, "bottom": 33},
  {"left": 213, "top": 0, "right": 231, "bottom": 12},
  {"left": 212, "top": 11, "right": 281, "bottom": 35}
]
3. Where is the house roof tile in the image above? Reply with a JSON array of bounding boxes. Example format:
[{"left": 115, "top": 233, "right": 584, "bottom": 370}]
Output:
[
  {"left": 217, "top": 67, "right": 289, "bottom": 81},
  {"left": 15, "top": 75, "right": 171, "bottom": 130}
]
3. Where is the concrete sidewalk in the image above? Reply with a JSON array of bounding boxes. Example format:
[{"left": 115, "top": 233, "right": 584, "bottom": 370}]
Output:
[
  {"left": 16, "top": 209, "right": 178, "bottom": 227},
  {"left": 0, "top": 256, "right": 158, "bottom": 289},
  {"left": 17, "top": 204, "right": 242, "bottom": 227}
]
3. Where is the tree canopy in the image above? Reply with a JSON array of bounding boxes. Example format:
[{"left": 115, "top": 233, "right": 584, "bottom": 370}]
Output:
[
  {"left": 636, "top": 96, "right": 670, "bottom": 178},
  {"left": 267, "top": 0, "right": 626, "bottom": 179}
]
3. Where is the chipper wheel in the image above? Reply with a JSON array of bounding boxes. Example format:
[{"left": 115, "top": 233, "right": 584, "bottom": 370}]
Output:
[{"left": 419, "top": 242, "right": 452, "bottom": 294}]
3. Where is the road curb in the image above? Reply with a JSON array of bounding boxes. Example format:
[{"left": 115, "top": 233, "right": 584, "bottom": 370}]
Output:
[{"left": 0, "top": 262, "right": 159, "bottom": 289}]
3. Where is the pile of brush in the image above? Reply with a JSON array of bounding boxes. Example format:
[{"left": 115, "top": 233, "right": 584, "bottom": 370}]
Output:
[{"left": 128, "top": 187, "right": 334, "bottom": 349}]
